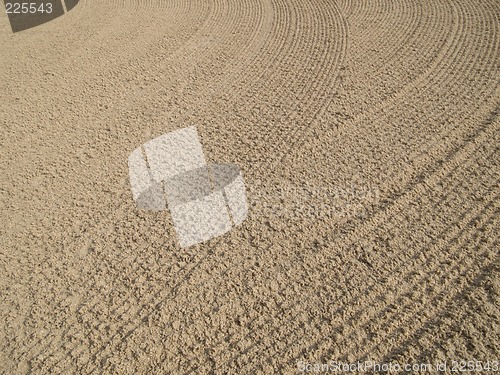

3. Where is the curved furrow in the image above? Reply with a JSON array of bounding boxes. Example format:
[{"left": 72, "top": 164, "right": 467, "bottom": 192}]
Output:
[
  {"left": 378, "top": 253, "right": 499, "bottom": 364},
  {"left": 169, "top": 0, "right": 272, "bottom": 97},
  {"left": 0, "top": 0, "right": 241, "bottom": 370},
  {"left": 357, "top": 221, "right": 497, "bottom": 363},
  {"left": 57, "top": 0, "right": 271, "bottom": 135},
  {"left": 213, "top": 130, "right": 498, "bottom": 371},
  {"left": 191, "top": 0, "right": 274, "bottom": 97},
  {"left": 383, "top": 258, "right": 499, "bottom": 367},
  {"left": 0, "top": 0, "right": 212, "bottom": 356},
  {"left": 3, "top": 0, "right": 271, "bottom": 124},
  {"left": 286, "top": 0, "right": 498, "bottom": 198},
  {"left": 366, "top": 0, "right": 423, "bottom": 69},
  {"left": 339, "top": 0, "right": 450, "bottom": 118},
  {"left": 250, "top": 1, "right": 466, "bottom": 182},
  {"left": 70, "top": 0, "right": 272, "bottom": 236},
  {"left": 176, "top": 21, "right": 491, "bottom": 374},
  {"left": 283, "top": 202, "right": 498, "bottom": 372},
  {"left": 1, "top": 0, "right": 499, "bottom": 373},
  {"left": 337, "top": 0, "right": 355, "bottom": 17},
  {"left": 21, "top": 1, "right": 279, "bottom": 370},
  {"left": 131, "top": 5, "right": 346, "bottom": 370},
  {"left": 224, "top": 121, "right": 498, "bottom": 371},
  {"left": 101, "top": 0, "right": 278, "bottom": 134},
  {"left": 272, "top": 97, "right": 498, "bottom": 368},
  {"left": 175, "top": 0, "right": 345, "bottom": 158},
  {"left": 245, "top": 0, "right": 346, "bottom": 145},
  {"left": 311, "top": 186, "right": 499, "bottom": 369},
  {"left": 0, "top": 0, "right": 212, "bottom": 139},
  {"left": 344, "top": 0, "right": 463, "bottom": 124},
  {"left": 11, "top": 0, "right": 274, "bottom": 362},
  {"left": 61, "top": 0, "right": 183, "bottom": 50},
  {"left": 373, "top": 0, "right": 437, "bottom": 71},
  {"left": 172, "top": 0, "right": 338, "bottom": 165},
  {"left": 216, "top": 0, "right": 318, "bottom": 123},
  {"left": 302, "top": 146, "right": 499, "bottom": 364},
  {"left": 332, "top": 2, "right": 498, "bottom": 358},
  {"left": 127, "top": 0, "right": 338, "bottom": 169},
  {"left": 38, "top": 3, "right": 348, "bottom": 370},
  {"left": 195, "top": 94, "right": 498, "bottom": 369},
  {"left": 252, "top": 126, "right": 494, "bottom": 370},
  {"left": 5, "top": 3, "right": 494, "bottom": 364},
  {"left": 248, "top": 117, "right": 498, "bottom": 371},
  {"left": 78, "top": 2, "right": 348, "bottom": 370},
  {"left": 344, "top": 0, "right": 409, "bottom": 62},
  {"left": 379, "top": 0, "right": 498, "bottom": 172},
  {"left": 345, "top": 0, "right": 466, "bottom": 166},
  {"left": 279, "top": 208, "right": 497, "bottom": 372},
  {"left": 42, "top": 4, "right": 308, "bottom": 370},
  {"left": 220, "top": 0, "right": 348, "bottom": 173}
]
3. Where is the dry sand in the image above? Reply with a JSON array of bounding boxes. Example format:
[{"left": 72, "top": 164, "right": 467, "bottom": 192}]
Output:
[{"left": 1, "top": 0, "right": 499, "bottom": 373}]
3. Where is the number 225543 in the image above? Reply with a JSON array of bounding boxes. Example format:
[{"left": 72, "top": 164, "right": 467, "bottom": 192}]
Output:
[{"left": 5, "top": 3, "right": 53, "bottom": 14}]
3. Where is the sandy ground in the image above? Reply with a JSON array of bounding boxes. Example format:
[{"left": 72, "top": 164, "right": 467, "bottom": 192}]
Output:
[{"left": 1, "top": 0, "right": 499, "bottom": 373}]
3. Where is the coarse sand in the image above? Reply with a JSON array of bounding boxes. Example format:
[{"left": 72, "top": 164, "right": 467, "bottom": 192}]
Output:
[{"left": 1, "top": 0, "right": 498, "bottom": 373}]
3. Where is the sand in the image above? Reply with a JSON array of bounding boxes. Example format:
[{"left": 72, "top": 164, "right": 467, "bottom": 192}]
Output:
[{"left": 1, "top": 0, "right": 498, "bottom": 373}]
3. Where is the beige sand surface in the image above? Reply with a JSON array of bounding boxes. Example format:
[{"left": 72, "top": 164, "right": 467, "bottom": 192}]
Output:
[{"left": 1, "top": 0, "right": 499, "bottom": 373}]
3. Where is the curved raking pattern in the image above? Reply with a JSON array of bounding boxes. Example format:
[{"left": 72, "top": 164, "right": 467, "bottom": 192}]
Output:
[{"left": 0, "top": 0, "right": 498, "bottom": 373}]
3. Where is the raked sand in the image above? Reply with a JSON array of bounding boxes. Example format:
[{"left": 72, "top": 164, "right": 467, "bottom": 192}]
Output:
[{"left": 1, "top": 0, "right": 498, "bottom": 373}]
